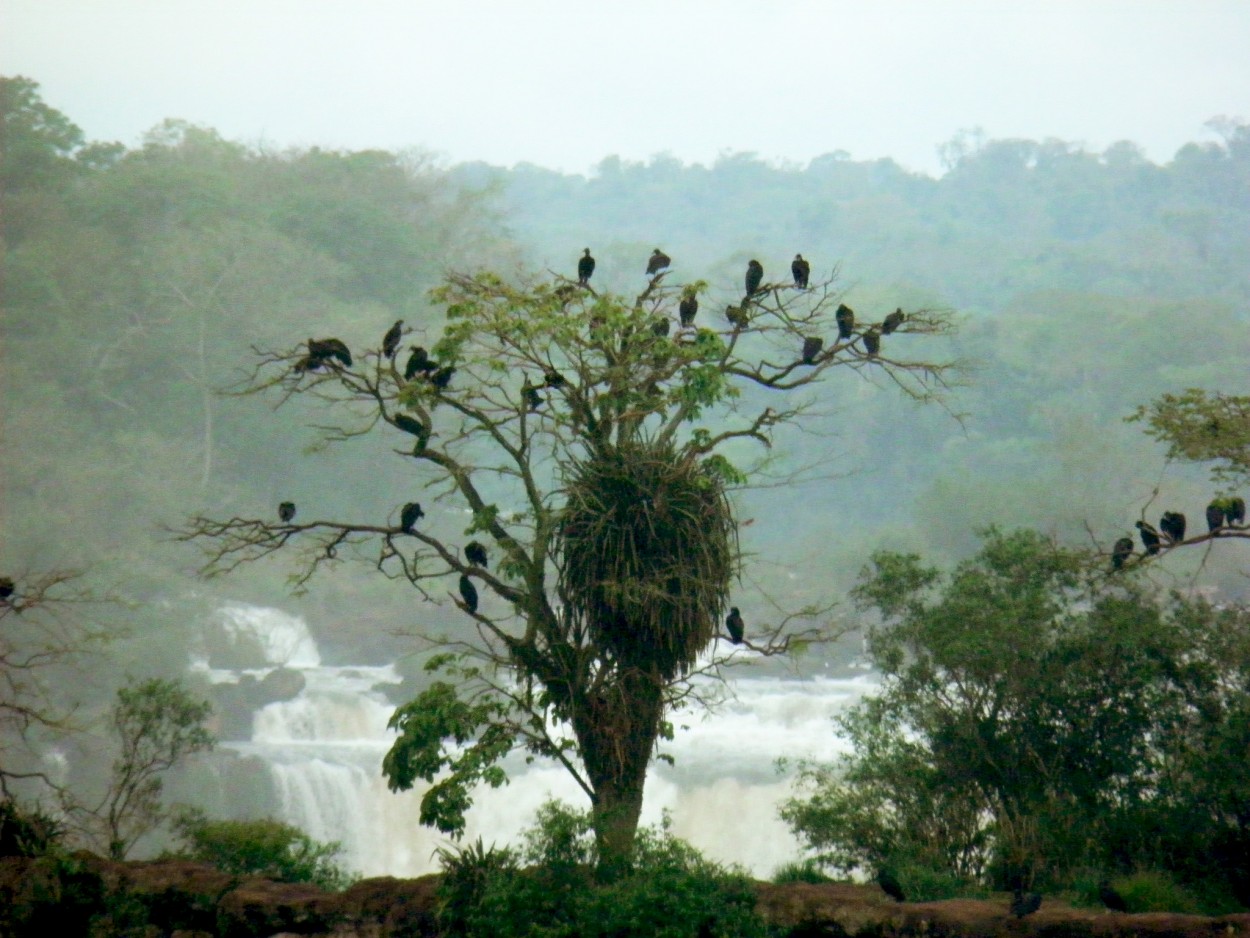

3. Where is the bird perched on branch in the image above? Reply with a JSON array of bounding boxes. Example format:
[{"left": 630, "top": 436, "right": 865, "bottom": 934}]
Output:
[
  {"left": 646, "top": 248, "right": 671, "bottom": 276},
  {"left": 465, "top": 541, "right": 488, "bottom": 568},
  {"left": 835, "top": 303, "right": 855, "bottom": 340},
  {"left": 726, "top": 305, "right": 748, "bottom": 330},
  {"left": 430, "top": 366, "right": 455, "bottom": 391},
  {"left": 791, "top": 254, "right": 810, "bottom": 289},
  {"left": 1229, "top": 496, "right": 1246, "bottom": 525},
  {"left": 1159, "top": 511, "right": 1186, "bottom": 544},
  {"left": 524, "top": 382, "right": 544, "bottom": 412},
  {"left": 278, "top": 501, "right": 296, "bottom": 523},
  {"left": 801, "top": 336, "right": 823, "bottom": 365},
  {"left": 404, "top": 346, "right": 434, "bottom": 380},
  {"left": 882, "top": 308, "right": 905, "bottom": 335},
  {"left": 745, "top": 259, "right": 764, "bottom": 298},
  {"left": 1111, "top": 537, "right": 1133, "bottom": 571},
  {"left": 305, "top": 337, "right": 352, "bottom": 369},
  {"left": 400, "top": 502, "right": 424, "bottom": 533},
  {"left": 679, "top": 289, "right": 698, "bottom": 328},
  {"left": 876, "top": 868, "right": 905, "bottom": 902},
  {"left": 1136, "top": 520, "right": 1161, "bottom": 555},
  {"left": 725, "top": 607, "right": 745, "bottom": 644},
  {"left": 1207, "top": 501, "right": 1225, "bottom": 532},
  {"left": 577, "top": 248, "right": 595, "bottom": 286},
  {"left": 394, "top": 413, "right": 426, "bottom": 438},
  {"left": 651, "top": 316, "right": 671, "bottom": 338},
  {"left": 459, "top": 574, "right": 479, "bottom": 613},
  {"left": 382, "top": 320, "right": 404, "bottom": 359},
  {"left": 543, "top": 370, "right": 567, "bottom": 389},
  {"left": 862, "top": 329, "right": 880, "bottom": 356},
  {"left": 1011, "top": 889, "right": 1042, "bottom": 918}
]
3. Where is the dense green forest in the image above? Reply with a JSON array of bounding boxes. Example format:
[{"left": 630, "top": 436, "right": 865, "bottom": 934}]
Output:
[{"left": 3, "top": 76, "right": 1250, "bottom": 901}]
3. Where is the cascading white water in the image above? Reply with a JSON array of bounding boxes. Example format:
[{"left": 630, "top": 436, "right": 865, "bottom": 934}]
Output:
[{"left": 196, "top": 604, "right": 873, "bottom": 879}]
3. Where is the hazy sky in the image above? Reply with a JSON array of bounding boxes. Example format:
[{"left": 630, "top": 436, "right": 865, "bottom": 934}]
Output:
[{"left": 5, "top": 0, "right": 1249, "bottom": 177}]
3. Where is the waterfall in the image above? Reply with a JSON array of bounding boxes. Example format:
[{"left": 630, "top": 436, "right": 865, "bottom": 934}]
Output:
[{"left": 197, "top": 603, "right": 872, "bottom": 879}]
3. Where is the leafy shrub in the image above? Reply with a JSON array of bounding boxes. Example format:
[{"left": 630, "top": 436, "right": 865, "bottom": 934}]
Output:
[
  {"left": 772, "top": 859, "right": 832, "bottom": 884},
  {"left": 0, "top": 798, "right": 63, "bottom": 857},
  {"left": 171, "top": 810, "right": 356, "bottom": 891}
]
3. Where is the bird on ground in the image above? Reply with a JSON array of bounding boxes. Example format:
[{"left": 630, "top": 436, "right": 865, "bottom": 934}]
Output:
[
  {"left": 307, "top": 337, "right": 353, "bottom": 369},
  {"left": 1098, "top": 880, "right": 1128, "bottom": 912},
  {"left": 404, "top": 346, "right": 434, "bottom": 380},
  {"left": 725, "top": 607, "right": 745, "bottom": 644},
  {"left": 577, "top": 248, "right": 595, "bottom": 286},
  {"left": 862, "top": 329, "right": 881, "bottom": 356},
  {"left": 459, "top": 574, "right": 479, "bottom": 614},
  {"left": 524, "top": 383, "right": 544, "bottom": 411},
  {"left": 882, "top": 308, "right": 905, "bottom": 335},
  {"left": 1228, "top": 496, "right": 1246, "bottom": 525},
  {"left": 1207, "top": 500, "right": 1225, "bottom": 532},
  {"left": 278, "top": 501, "right": 296, "bottom": 523},
  {"left": 1136, "top": 520, "right": 1162, "bottom": 555},
  {"left": 791, "top": 254, "right": 810, "bottom": 289},
  {"left": 430, "top": 366, "right": 455, "bottom": 391},
  {"left": 745, "top": 259, "right": 764, "bottom": 298},
  {"left": 876, "top": 868, "right": 905, "bottom": 902},
  {"left": 382, "top": 320, "right": 404, "bottom": 359},
  {"left": 646, "top": 249, "right": 671, "bottom": 276},
  {"left": 801, "top": 336, "right": 823, "bottom": 365},
  {"left": 835, "top": 304, "right": 855, "bottom": 340},
  {"left": 0, "top": 577, "right": 14, "bottom": 600},
  {"left": 400, "top": 502, "right": 424, "bottom": 533},
  {"left": 1011, "top": 889, "right": 1042, "bottom": 918},
  {"left": 1111, "top": 537, "right": 1134, "bottom": 570},
  {"left": 1160, "top": 511, "right": 1186, "bottom": 544},
  {"left": 679, "top": 290, "right": 698, "bottom": 327},
  {"left": 465, "top": 541, "right": 489, "bottom": 568},
  {"left": 543, "top": 370, "right": 567, "bottom": 389},
  {"left": 726, "top": 305, "right": 749, "bottom": 329}
]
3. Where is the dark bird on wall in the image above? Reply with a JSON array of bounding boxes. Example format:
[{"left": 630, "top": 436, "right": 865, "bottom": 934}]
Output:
[
  {"left": 459, "top": 574, "right": 479, "bottom": 613},
  {"left": 400, "top": 501, "right": 424, "bottom": 533},
  {"left": 278, "top": 501, "right": 296, "bottom": 523},
  {"left": 876, "top": 868, "right": 905, "bottom": 902},
  {"left": 1011, "top": 889, "right": 1042, "bottom": 918},
  {"left": 578, "top": 248, "right": 596, "bottom": 285},
  {"left": 835, "top": 303, "right": 855, "bottom": 340},
  {"left": 646, "top": 248, "right": 671, "bottom": 276},
  {"left": 801, "top": 336, "right": 823, "bottom": 365},
  {"left": 543, "top": 370, "right": 567, "bottom": 389},
  {"left": 1136, "top": 520, "right": 1162, "bottom": 555},
  {"left": 465, "top": 541, "right": 489, "bottom": 568},
  {"left": 725, "top": 607, "right": 745, "bottom": 644},
  {"left": 745, "top": 259, "right": 764, "bottom": 298},
  {"left": 882, "top": 308, "right": 905, "bottom": 335},
  {"left": 383, "top": 320, "right": 404, "bottom": 359},
  {"left": 679, "top": 290, "right": 698, "bottom": 327},
  {"left": 524, "top": 383, "right": 544, "bottom": 411},
  {"left": 862, "top": 329, "right": 880, "bottom": 356},
  {"left": 1207, "top": 501, "right": 1225, "bottom": 532},
  {"left": 1111, "top": 537, "right": 1134, "bottom": 570},
  {"left": 0, "top": 577, "right": 15, "bottom": 600},
  {"left": 308, "top": 337, "right": 352, "bottom": 368},
  {"left": 791, "top": 254, "right": 810, "bottom": 288},
  {"left": 405, "top": 346, "right": 434, "bottom": 380},
  {"left": 430, "top": 366, "right": 455, "bottom": 391},
  {"left": 1098, "top": 880, "right": 1128, "bottom": 912},
  {"left": 726, "top": 305, "right": 749, "bottom": 329},
  {"left": 1228, "top": 496, "right": 1246, "bottom": 525},
  {"left": 1160, "top": 511, "right": 1186, "bottom": 544}
]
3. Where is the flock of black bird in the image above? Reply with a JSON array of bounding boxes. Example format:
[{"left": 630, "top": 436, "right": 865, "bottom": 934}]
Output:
[{"left": 1110, "top": 495, "right": 1246, "bottom": 570}]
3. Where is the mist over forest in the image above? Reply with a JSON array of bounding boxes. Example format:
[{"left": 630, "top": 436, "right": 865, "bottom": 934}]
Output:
[{"left": 3, "top": 75, "right": 1250, "bottom": 875}]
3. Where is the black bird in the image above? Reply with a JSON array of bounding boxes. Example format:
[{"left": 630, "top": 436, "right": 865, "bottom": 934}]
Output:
[
  {"left": 791, "top": 254, "right": 810, "bottom": 289},
  {"left": 1207, "top": 500, "right": 1225, "bottom": 532},
  {"left": 881, "top": 308, "right": 905, "bottom": 335},
  {"left": 726, "top": 305, "right": 749, "bottom": 329},
  {"left": 646, "top": 248, "right": 671, "bottom": 276},
  {"left": 524, "top": 383, "right": 544, "bottom": 411},
  {"left": 278, "top": 501, "right": 296, "bottom": 523},
  {"left": 876, "top": 868, "right": 905, "bottom": 902},
  {"left": 1098, "top": 880, "right": 1128, "bottom": 912},
  {"left": 725, "top": 607, "right": 745, "bottom": 645},
  {"left": 394, "top": 413, "right": 426, "bottom": 437},
  {"left": 1136, "top": 520, "right": 1162, "bottom": 556},
  {"left": 679, "top": 290, "right": 698, "bottom": 328},
  {"left": 1011, "top": 889, "right": 1042, "bottom": 918},
  {"left": 835, "top": 303, "right": 855, "bottom": 340},
  {"left": 382, "top": 319, "right": 404, "bottom": 359},
  {"left": 0, "top": 577, "right": 14, "bottom": 600},
  {"left": 465, "top": 541, "right": 489, "bottom": 568},
  {"left": 404, "top": 346, "right": 434, "bottom": 380},
  {"left": 308, "top": 337, "right": 352, "bottom": 368},
  {"left": 651, "top": 317, "right": 671, "bottom": 338},
  {"left": 745, "top": 259, "right": 764, "bottom": 298},
  {"left": 400, "top": 501, "right": 424, "bottom": 533},
  {"left": 1111, "top": 537, "right": 1134, "bottom": 570},
  {"left": 430, "top": 366, "right": 455, "bottom": 391},
  {"left": 801, "top": 336, "right": 823, "bottom": 365},
  {"left": 862, "top": 329, "right": 880, "bottom": 356},
  {"left": 1159, "top": 511, "right": 1186, "bottom": 544},
  {"left": 577, "top": 248, "right": 595, "bottom": 286},
  {"left": 459, "top": 574, "right": 479, "bottom": 614},
  {"left": 543, "top": 370, "right": 567, "bottom": 389},
  {"left": 1228, "top": 496, "right": 1246, "bottom": 525}
]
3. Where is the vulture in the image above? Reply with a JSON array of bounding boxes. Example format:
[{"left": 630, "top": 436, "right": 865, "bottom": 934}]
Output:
[
  {"left": 1136, "top": 520, "right": 1162, "bottom": 556},
  {"left": 1207, "top": 501, "right": 1225, "bottom": 532},
  {"left": 405, "top": 346, "right": 434, "bottom": 380},
  {"left": 308, "top": 337, "right": 352, "bottom": 368},
  {"left": 382, "top": 320, "right": 404, "bottom": 359},
  {"left": 725, "top": 305, "right": 749, "bottom": 330},
  {"left": 876, "top": 868, "right": 905, "bottom": 902},
  {"left": 400, "top": 501, "right": 424, "bottom": 533},
  {"left": 881, "top": 308, "right": 905, "bottom": 335},
  {"left": 1159, "top": 511, "right": 1186, "bottom": 544},
  {"left": 745, "top": 259, "right": 764, "bottom": 298},
  {"left": 1011, "top": 890, "right": 1042, "bottom": 919},
  {"left": 394, "top": 413, "right": 426, "bottom": 438},
  {"left": 646, "top": 248, "right": 671, "bottom": 276},
  {"left": 465, "top": 541, "right": 489, "bottom": 568},
  {"left": 862, "top": 329, "right": 881, "bottom": 357},
  {"left": 1111, "top": 537, "right": 1134, "bottom": 571},
  {"left": 725, "top": 607, "right": 745, "bottom": 645},
  {"left": 651, "top": 317, "right": 671, "bottom": 338},
  {"left": 1099, "top": 880, "right": 1128, "bottom": 913},
  {"left": 679, "top": 291, "right": 699, "bottom": 327},
  {"left": 430, "top": 366, "right": 455, "bottom": 391},
  {"left": 524, "top": 383, "right": 544, "bottom": 412},
  {"left": 0, "top": 577, "right": 14, "bottom": 600},
  {"left": 801, "top": 336, "right": 823, "bottom": 365},
  {"left": 1229, "top": 496, "right": 1246, "bottom": 525},
  {"left": 278, "top": 501, "right": 296, "bottom": 523},
  {"left": 577, "top": 248, "right": 595, "bottom": 286},
  {"left": 835, "top": 303, "right": 855, "bottom": 340},
  {"left": 459, "top": 574, "right": 479, "bottom": 614},
  {"left": 791, "top": 253, "right": 811, "bottom": 289},
  {"left": 543, "top": 370, "right": 567, "bottom": 389}
]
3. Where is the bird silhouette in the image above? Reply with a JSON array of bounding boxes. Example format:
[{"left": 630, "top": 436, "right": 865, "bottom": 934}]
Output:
[
  {"left": 1159, "top": 511, "right": 1186, "bottom": 544},
  {"left": 802, "top": 336, "right": 823, "bottom": 365},
  {"left": 1136, "top": 520, "right": 1161, "bottom": 555},
  {"left": 726, "top": 305, "right": 749, "bottom": 330},
  {"left": 646, "top": 249, "right": 671, "bottom": 276},
  {"left": 465, "top": 542, "right": 488, "bottom": 568},
  {"left": 400, "top": 502, "right": 424, "bottom": 533},
  {"left": 430, "top": 366, "right": 455, "bottom": 391},
  {"left": 725, "top": 607, "right": 745, "bottom": 644},
  {"left": 835, "top": 304, "right": 855, "bottom": 340},
  {"left": 679, "top": 290, "right": 699, "bottom": 327},
  {"left": 524, "top": 383, "right": 544, "bottom": 411},
  {"left": 652, "top": 316, "right": 671, "bottom": 338},
  {"left": 1228, "top": 496, "right": 1246, "bottom": 525},
  {"left": 405, "top": 346, "right": 434, "bottom": 380},
  {"left": 1207, "top": 500, "right": 1225, "bottom": 532},
  {"left": 881, "top": 308, "right": 905, "bottom": 335},
  {"left": 577, "top": 248, "right": 595, "bottom": 286},
  {"left": 862, "top": 329, "right": 880, "bottom": 356},
  {"left": 307, "top": 337, "right": 352, "bottom": 368},
  {"left": 745, "top": 259, "right": 764, "bottom": 298},
  {"left": 459, "top": 574, "right": 479, "bottom": 614},
  {"left": 876, "top": 868, "right": 905, "bottom": 902},
  {"left": 1111, "top": 537, "right": 1134, "bottom": 570},
  {"left": 1011, "top": 889, "right": 1042, "bottom": 918},
  {"left": 278, "top": 501, "right": 296, "bottom": 523},
  {"left": 791, "top": 254, "right": 810, "bottom": 289},
  {"left": 543, "top": 370, "right": 567, "bottom": 389},
  {"left": 1098, "top": 880, "right": 1128, "bottom": 912},
  {"left": 382, "top": 320, "right": 404, "bottom": 359}
]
